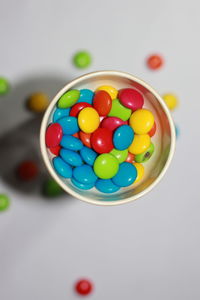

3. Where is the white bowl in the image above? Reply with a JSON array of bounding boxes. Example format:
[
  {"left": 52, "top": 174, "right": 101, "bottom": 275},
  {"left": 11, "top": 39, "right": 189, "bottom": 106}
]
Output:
[{"left": 40, "top": 70, "right": 176, "bottom": 206}]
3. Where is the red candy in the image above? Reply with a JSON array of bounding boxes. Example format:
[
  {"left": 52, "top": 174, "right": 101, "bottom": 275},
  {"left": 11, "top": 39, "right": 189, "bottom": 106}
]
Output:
[
  {"left": 101, "top": 117, "right": 128, "bottom": 132},
  {"left": 49, "top": 145, "right": 61, "bottom": 156},
  {"left": 93, "top": 90, "right": 112, "bottom": 116},
  {"left": 79, "top": 131, "right": 91, "bottom": 148},
  {"left": 91, "top": 127, "right": 113, "bottom": 153},
  {"left": 75, "top": 279, "right": 93, "bottom": 296},
  {"left": 45, "top": 123, "right": 63, "bottom": 147},
  {"left": 72, "top": 132, "right": 79, "bottom": 138},
  {"left": 70, "top": 102, "right": 92, "bottom": 117},
  {"left": 17, "top": 161, "right": 38, "bottom": 181},
  {"left": 126, "top": 152, "right": 135, "bottom": 163},
  {"left": 118, "top": 88, "right": 144, "bottom": 111},
  {"left": 148, "top": 121, "right": 156, "bottom": 137},
  {"left": 146, "top": 54, "right": 164, "bottom": 70}
]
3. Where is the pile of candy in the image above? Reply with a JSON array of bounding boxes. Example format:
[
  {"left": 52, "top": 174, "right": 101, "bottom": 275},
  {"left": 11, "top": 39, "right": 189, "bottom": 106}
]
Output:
[{"left": 45, "top": 86, "right": 156, "bottom": 194}]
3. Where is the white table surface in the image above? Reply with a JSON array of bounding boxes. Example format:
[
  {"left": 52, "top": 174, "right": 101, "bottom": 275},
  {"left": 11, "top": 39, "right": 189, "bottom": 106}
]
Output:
[{"left": 0, "top": 1, "right": 200, "bottom": 299}]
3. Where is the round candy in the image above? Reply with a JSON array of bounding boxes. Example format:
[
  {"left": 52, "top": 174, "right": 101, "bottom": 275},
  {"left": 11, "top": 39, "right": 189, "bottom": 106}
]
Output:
[
  {"left": 135, "top": 143, "right": 155, "bottom": 163},
  {"left": 80, "top": 146, "right": 97, "bottom": 166},
  {"left": 96, "top": 85, "right": 118, "bottom": 100},
  {"left": 108, "top": 99, "right": 131, "bottom": 121},
  {"left": 57, "top": 89, "right": 80, "bottom": 108},
  {"left": 73, "top": 165, "right": 97, "bottom": 184},
  {"left": 91, "top": 128, "right": 114, "bottom": 153},
  {"left": 73, "top": 51, "right": 92, "bottom": 68},
  {"left": 101, "top": 117, "right": 128, "bottom": 131},
  {"left": 95, "top": 179, "right": 120, "bottom": 194},
  {"left": 133, "top": 163, "right": 144, "bottom": 183},
  {"left": 110, "top": 148, "right": 128, "bottom": 163},
  {"left": 0, "top": 77, "right": 9, "bottom": 95},
  {"left": 112, "top": 162, "right": 137, "bottom": 187},
  {"left": 70, "top": 102, "right": 92, "bottom": 117},
  {"left": 60, "top": 149, "right": 83, "bottom": 167},
  {"left": 49, "top": 145, "right": 61, "bottom": 156},
  {"left": 118, "top": 88, "right": 144, "bottom": 111},
  {"left": 78, "top": 89, "right": 94, "bottom": 104},
  {"left": 53, "top": 157, "right": 72, "bottom": 178},
  {"left": 57, "top": 116, "right": 79, "bottom": 135},
  {"left": 71, "top": 178, "right": 94, "bottom": 190},
  {"left": 0, "top": 194, "right": 10, "bottom": 211},
  {"left": 42, "top": 179, "right": 63, "bottom": 197},
  {"left": 27, "top": 92, "right": 49, "bottom": 113},
  {"left": 45, "top": 123, "right": 63, "bottom": 147},
  {"left": 146, "top": 54, "right": 164, "bottom": 70},
  {"left": 125, "top": 152, "right": 135, "bottom": 163},
  {"left": 78, "top": 107, "right": 100, "bottom": 133},
  {"left": 148, "top": 121, "right": 156, "bottom": 137},
  {"left": 53, "top": 108, "right": 70, "bottom": 122},
  {"left": 129, "top": 109, "right": 154, "bottom": 134},
  {"left": 113, "top": 125, "right": 134, "bottom": 150},
  {"left": 60, "top": 135, "right": 83, "bottom": 151},
  {"left": 93, "top": 90, "right": 112, "bottom": 116},
  {"left": 79, "top": 131, "right": 91, "bottom": 148},
  {"left": 93, "top": 153, "right": 119, "bottom": 179},
  {"left": 17, "top": 161, "right": 38, "bottom": 181},
  {"left": 162, "top": 93, "right": 179, "bottom": 111},
  {"left": 75, "top": 279, "right": 93, "bottom": 296},
  {"left": 129, "top": 134, "right": 151, "bottom": 155}
]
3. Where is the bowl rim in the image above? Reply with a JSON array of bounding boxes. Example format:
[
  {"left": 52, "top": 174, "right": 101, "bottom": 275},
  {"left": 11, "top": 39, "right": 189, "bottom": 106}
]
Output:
[{"left": 40, "top": 70, "right": 176, "bottom": 206}]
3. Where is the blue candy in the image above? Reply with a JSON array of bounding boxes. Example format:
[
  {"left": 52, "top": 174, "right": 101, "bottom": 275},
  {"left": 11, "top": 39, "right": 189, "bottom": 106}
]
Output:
[
  {"left": 95, "top": 179, "right": 120, "bottom": 193},
  {"left": 175, "top": 124, "right": 180, "bottom": 139},
  {"left": 71, "top": 178, "right": 94, "bottom": 190},
  {"left": 60, "top": 149, "right": 83, "bottom": 167},
  {"left": 57, "top": 116, "right": 79, "bottom": 134},
  {"left": 60, "top": 135, "right": 83, "bottom": 151},
  {"left": 80, "top": 146, "right": 97, "bottom": 166},
  {"left": 112, "top": 162, "right": 137, "bottom": 187},
  {"left": 53, "top": 157, "right": 72, "bottom": 178},
  {"left": 53, "top": 108, "right": 70, "bottom": 122},
  {"left": 78, "top": 89, "right": 94, "bottom": 104},
  {"left": 113, "top": 125, "right": 134, "bottom": 150},
  {"left": 73, "top": 165, "right": 97, "bottom": 184}
]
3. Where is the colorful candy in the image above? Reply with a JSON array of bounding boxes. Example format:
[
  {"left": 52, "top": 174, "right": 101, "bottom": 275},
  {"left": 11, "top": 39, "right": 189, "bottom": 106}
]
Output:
[
  {"left": 135, "top": 143, "right": 155, "bottom": 163},
  {"left": 95, "top": 179, "right": 120, "bottom": 194},
  {"left": 91, "top": 128, "right": 113, "bottom": 153},
  {"left": 112, "top": 162, "right": 137, "bottom": 187},
  {"left": 118, "top": 88, "right": 144, "bottom": 110},
  {"left": 93, "top": 90, "right": 112, "bottom": 116},
  {"left": 42, "top": 178, "right": 63, "bottom": 197},
  {"left": 60, "top": 149, "right": 83, "bottom": 167},
  {"left": 46, "top": 123, "right": 63, "bottom": 147},
  {"left": 146, "top": 54, "right": 164, "bottom": 70},
  {"left": 0, "top": 77, "right": 9, "bottom": 95},
  {"left": 73, "top": 165, "right": 97, "bottom": 184},
  {"left": 101, "top": 116, "right": 127, "bottom": 131},
  {"left": 57, "top": 116, "right": 79, "bottom": 135},
  {"left": 113, "top": 125, "right": 134, "bottom": 150},
  {"left": 78, "top": 107, "right": 100, "bottom": 133},
  {"left": 71, "top": 178, "right": 94, "bottom": 190},
  {"left": 78, "top": 89, "right": 94, "bottom": 104},
  {"left": 80, "top": 146, "right": 97, "bottom": 166},
  {"left": 73, "top": 51, "right": 92, "bottom": 69},
  {"left": 162, "top": 93, "right": 179, "bottom": 111},
  {"left": 75, "top": 279, "right": 93, "bottom": 296},
  {"left": 133, "top": 163, "right": 144, "bottom": 183},
  {"left": 53, "top": 108, "right": 70, "bottom": 122},
  {"left": 110, "top": 148, "right": 128, "bottom": 163},
  {"left": 96, "top": 85, "right": 118, "bottom": 100},
  {"left": 0, "top": 194, "right": 10, "bottom": 211},
  {"left": 17, "top": 161, "right": 38, "bottom": 181},
  {"left": 60, "top": 135, "right": 83, "bottom": 151},
  {"left": 53, "top": 157, "right": 72, "bottom": 178},
  {"left": 27, "top": 92, "right": 49, "bottom": 113},
  {"left": 79, "top": 131, "right": 91, "bottom": 148},
  {"left": 129, "top": 109, "right": 154, "bottom": 134},
  {"left": 108, "top": 99, "right": 132, "bottom": 121},
  {"left": 129, "top": 134, "right": 151, "bottom": 154},
  {"left": 93, "top": 153, "right": 119, "bottom": 179},
  {"left": 148, "top": 121, "right": 156, "bottom": 137},
  {"left": 70, "top": 102, "right": 92, "bottom": 117},
  {"left": 58, "top": 89, "right": 80, "bottom": 108},
  {"left": 49, "top": 145, "right": 61, "bottom": 156}
]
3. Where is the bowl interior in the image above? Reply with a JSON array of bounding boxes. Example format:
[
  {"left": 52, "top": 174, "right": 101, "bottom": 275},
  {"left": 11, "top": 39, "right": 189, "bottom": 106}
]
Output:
[{"left": 40, "top": 71, "right": 175, "bottom": 205}]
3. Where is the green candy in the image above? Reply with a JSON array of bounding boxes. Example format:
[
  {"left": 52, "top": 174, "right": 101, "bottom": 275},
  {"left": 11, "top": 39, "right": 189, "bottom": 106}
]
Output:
[
  {"left": 93, "top": 153, "right": 119, "bottom": 179},
  {"left": 135, "top": 143, "right": 155, "bottom": 163},
  {"left": 73, "top": 51, "right": 91, "bottom": 68},
  {"left": 110, "top": 148, "right": 128, "bottom": 163},
  {"left": 42, "top": 179, "right": 64, "bottom": 197},
  {"left": 0, "top": 77, "right": 9, "bottom": 95},
  {"left": 0, "top": 194, "right": 10, "bottom": 211},
  {"left": 108, "top": 99, "right": 131, "bottom": 121},
  {"left": 58, "top": 89, "right": 80, "bottom": 108}
]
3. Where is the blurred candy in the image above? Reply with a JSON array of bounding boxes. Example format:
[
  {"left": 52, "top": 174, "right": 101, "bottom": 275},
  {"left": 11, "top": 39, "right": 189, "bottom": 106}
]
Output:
[
  {"left": 175, "top": 124, "right": 180, "bottom": 138},
  {"left": 94, "top": 153, "right": 119, "bottom": 179},
  {"left": 162, "top": 93, "right": 179, "bottom": 111},
  {"left": 118, "top": 88, "right": 144, "bottom": 110},
  {"left": 78, "top": 107, "right": 100, "bottom": 133},
  {"left": 146, "top": 54, "right": 164, "bottom": 70},
  {"left": 73, "top": 165, "right": 97, "bottom": 184},
  {"left": 112, "top": 162, "right": 137, "bottom": 187},
  {"left": 53, "top": 157, "right": 72, "bottom": 178},
  {"left": 129, "top": 109, "right": 154, "bottom": 134},
  {"left": 60, "top": 149, "right": 83, "bottom": 167},
  {"left": 73, "top": 51, "right": 92, "bottom": 68},
  {"left": 96, "top": 85, "right": 118, "bottom": 100},
  {"left": 58, "top": 89, "right": 80, "bottom": 108},
  {"left": 57, "top": 116, "right": 79, "bottom": 135},
  {"left": 27, "top": 92, "right": 49, "bottom": 113},
  {"left": 71, "top": 178, "right": 94, "bottom": 190},
  {"left": 45, "top": 123, "right": 63, "bottom": 147},
  {"left": 75, "top": 279, "right": 93, "bottom": 296},
  {"left": 93, "top": 90, "right": 112, "bottom": 116},
  {"left": 125, "top": 152, "right": 135, "bottom": 163},
  {"left": 53, "top": 108, "right": 70, "bottom": 122},
  {"left": 78, "top": 89, "right": 94, "bottom": 104},
  {"left": 0, "top": 194, "right": 10, "bottom": 211},
  {"left": 79, "top": 131, "right": 91, "bottom": 148},
  {"left": 42, "top": 179, "right": 63, "bottom": 197},
  {"left": 91, "top": 128, "right": 113, "bottom": 153},
  {"left": 70, "top": 102, "right": 92, "bottom": 117},
  {"left": 135, "top": 143, "right": 155, "bottom": 163},
  {"left": 108, "top": 99, "right": 131, "bottom": 121},
  {"left": 80, "top": 146, "right": 97, "bottom": 166},
  {"left": 60, "top": 135, "right": 83, "bottom": 151},
  {"left": 95, "top": 179, "right": 120, "bottom": 193},
  {"left": 113, "top": 125, "right": 134, "bottom": 150},
  {"left": 110, "top": 148, "right": 128, "bottom": 163},
  {"left": 0, "top": 77, "right": 9, "bottom": 95},
  {"left": 148, "top": 121, "right": 156, "bottom": 137},
  {"left": 101, "top": 116, "right": 127, "bottom": 131},
  {"left": 49, "top": 145, "right": 61, "bottom": 156},
  {"left": 17, "top": 161, "right": 38, "bottom": 181},
  {"left": 129, "top": 134, "right": 151, "bottom": 155},
  {"left": 133, "top": 163, "right": 144, "bottom": 183}
]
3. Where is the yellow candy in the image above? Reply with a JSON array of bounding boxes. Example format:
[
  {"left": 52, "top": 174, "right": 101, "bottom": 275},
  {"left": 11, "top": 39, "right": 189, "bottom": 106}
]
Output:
[
  {"left": 129, "top": 134, "right": 151, "bottom": 155},
  {"left": 96, "top": 85, "right": 118, "bottom": 100},
  {"left": 162, "top": 93, "right": 179, "bottom": 111},
  {"left": 129, "top": 109, "right": 154, "bottom": 134},
  {"left": 78, "top": 107, "right": 100, "bottom": 133},
  {"left": 27, "top": 92, "right": 49, "bottom": 113},
  {"left": 133, "top": 163, "right": 144, "bottom": 183}
]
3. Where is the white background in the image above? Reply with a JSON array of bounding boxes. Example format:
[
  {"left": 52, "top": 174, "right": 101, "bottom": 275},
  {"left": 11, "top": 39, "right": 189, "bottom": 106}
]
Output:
[{"left": 0, "top": 0, "right": 200, "bottom": 299}]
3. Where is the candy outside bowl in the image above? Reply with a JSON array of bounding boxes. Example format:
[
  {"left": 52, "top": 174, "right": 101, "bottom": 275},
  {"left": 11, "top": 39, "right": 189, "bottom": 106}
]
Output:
[{"left": 40, "top": 70, "right": 176, "bottom": 206}]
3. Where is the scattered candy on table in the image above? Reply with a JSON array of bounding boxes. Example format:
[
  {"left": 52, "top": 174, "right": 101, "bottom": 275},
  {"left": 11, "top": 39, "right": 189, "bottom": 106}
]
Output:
[
  {"left": 42, "top": 178, "right": 64, "bottom": 197},
  {"left": 162, "top": 93, "right": 179, "bottom": 111},
  {"left": 75, "top": 279, "right": 93, "bottom": 296},
  {"left": 27, "top": 92, "right": 49, "bottom": 113},
  {"left": 0, "top": 194, "right": 10, "bottom": 211},
  {"left": 45, "top": 85, "right": 157, "bottom": 194},
  {"left": 146, "top": 54, "right": 164, "bottom": 70},
  {"left": 73, "top": 50, "right": 92, "bottom": 69},
  {"left": 0, "top": 77, "right": 10, "bottom": 95},
  {"left": 175, "top": 123, "right": 180, "bottom": 138},
  {"left": 16, "top": 160, "right": 39, "bottom": 181}
]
